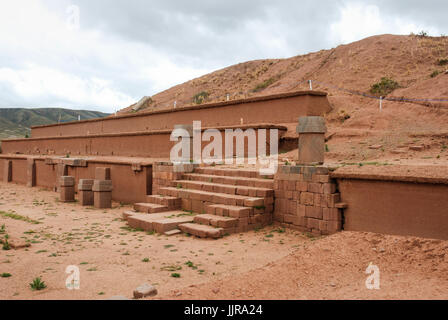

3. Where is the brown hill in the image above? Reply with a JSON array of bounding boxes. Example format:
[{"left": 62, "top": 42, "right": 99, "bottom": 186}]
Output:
[{"left": 119, "top": 34, "right": 448, "bottom": 164}]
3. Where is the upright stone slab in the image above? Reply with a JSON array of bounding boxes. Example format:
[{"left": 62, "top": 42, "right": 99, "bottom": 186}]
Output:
[
  {"left": 59, "top": 176, "right": 75, "bottom": 202},
  {"left": 95, "top": 167, "right": 111, "bottom": 180},
  {"left": 3, "top": 160, "right": 12, "bottom": 183},
  {"left": 56, "top": 163, "right": 68, "bottom": 191},
  {"left": 27, "top": 158, "right": 36, "bottom": 188},
  {"left": 78, "top": 179, "right": 94, "bottom": 206},
  {"left": 92, "top": 180, "right": 113, "bottom": 209},
  {"left": 296, "top": 116, "right": 327, "bottom": 165}
]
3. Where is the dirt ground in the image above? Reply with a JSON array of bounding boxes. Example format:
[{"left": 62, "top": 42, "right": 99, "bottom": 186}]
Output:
[{"left": 0, "top": 182, "right": 447, "bottom": 300}]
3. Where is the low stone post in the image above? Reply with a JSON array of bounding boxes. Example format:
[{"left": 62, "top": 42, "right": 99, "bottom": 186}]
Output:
[
  {"left": 296, "top": 116, "right": 327, "bottom": 165},
  {"left": 93, "top": 180, "right": 113, "bottom": 209},
  {"left": 78, "top": 179, "right": 94, "bottom": 206},
  {"left": 59, "top": 176, "right": 75, "bottom": 202}
]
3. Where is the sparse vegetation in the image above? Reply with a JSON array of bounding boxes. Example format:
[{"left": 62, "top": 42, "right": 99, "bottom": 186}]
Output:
[
  {"left": 0, "top": 211, "right": 41, "bottom": 225},
  {"left": 192, "top": 91, "right": 209, "bottom": 104},
  {"left": 252, "top": 77, "right": 278, "bottom": 92},
  {"left": 417, "top": 30, "right": 429, "bottom": 38},
  {"left": 1, "top": 273, "right": 12, "bottom": 278},
  {"left": 171, "top": 273, "right": 181, "bottom": 278},
  {"left": 430, "top": 70, "right": 441, "bottom": 78},
  {"left": 370, "top": 77, "right": 400, "bottom": 96},
  {"left": 30, "top": 277, "right": 47, "bottom": 291},
  {"left": 438, "top": 58, "right": 448, "bottom": 66}
]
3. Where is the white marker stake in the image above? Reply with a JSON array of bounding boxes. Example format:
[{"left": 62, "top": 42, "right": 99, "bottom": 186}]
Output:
[
  {"left": 309, "top": 80, "right": 313, "bottom": 90},
  {"left": 174, "top": 101, "right": 177, "bottom": 109},
  {"left": 379, "top": 97, "right": 383, "bottom": 112}
]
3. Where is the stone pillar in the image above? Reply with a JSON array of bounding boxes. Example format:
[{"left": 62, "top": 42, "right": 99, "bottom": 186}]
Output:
[
  {"left": 27, "top": 158, "right": 36, "bottom": 188},
  {"left": 296, "top": 116, "right": 327, "bottom": 165},
  {"left": 78, "top": 179, "right": 94, "bottom": 206},
  {"left": 59, "top": 176, "right": 75, "bottom": 202},
  {"left": 3, "top": 160, "right": 12, "bottom": 183},
  {"left": 93, "top": 180, "right": 113, "bottom": 209},
  {"left": 56, "top": 163, "right": 68, "bottom": 191}
]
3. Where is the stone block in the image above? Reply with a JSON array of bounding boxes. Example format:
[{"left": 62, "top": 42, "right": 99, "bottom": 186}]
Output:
[
  {"left": 59, "top": 176, "right": 75, "bottom": 187},
  {"left": 92, "top": 180, "right": 113, "bottom": 192},
  {"left": 60, "top": 186, "right": 75, "bottom": 202},
  {"left": 95, "top": 167, "right": 111, "bottom": 180},
  {"left": 133, "top": 283, "right": 158, "bottom": 299},
  {"left": 300, "top": 192, "right": 314, "bottom": 206},
  {"left": 94, "top": 191, "right": 112, "bottom": 209},
  {"left": 79, "top": 190, "right": 94, "bottom": 206},
  {"left": 78, "top": 179, "right": 94, "bottom": 191}
]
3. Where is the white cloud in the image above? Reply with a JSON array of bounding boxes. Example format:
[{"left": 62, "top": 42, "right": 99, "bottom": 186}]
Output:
[{"left": 330, "top": 2, "right": 440, "bottom": 44}]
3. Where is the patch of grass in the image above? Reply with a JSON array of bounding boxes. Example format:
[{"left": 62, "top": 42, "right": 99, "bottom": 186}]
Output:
[
  {"left": 438, "top": 58, "right": 448, "bottom": 66},
  {"left": 0, "top": 211, "right": 41, "bottom": 225},
  {"left": 2, "top": 235, "right": 10, "bottom": 251},
  {"left": 252, "top": 77, "right": 278, "bottom": 92},
  {"left": 87, "top": 267, "right": 97, "bottom": 272},
  {"left": 120, "top": 226, "right": 143, "bottom": 232},
  {"left": 171, "top": 273, "right": 181, "bottom": 278},
  {"left": 1, "top": 273, "right": 12, "bottom": 278},
  {"left": 370, "top": 77, "right": 399, "bottom": 96},
  {"left": 0, "top": 224, "right": 5, "bottom": 234},
  {"left": 192, "top": 91, "right": 209, "bottom": 105},
  {"left": 30, "top": 277, "right": 46, "bottom": 291},
  {"left": 142, "top": 258, "right": 150, "bottom": 263},
  {"left": 430, "top": 70, "right": 441, "bottom": 78},
  {"left": 164, "top": 244, "right": 175, "bottom": 249},
  {"left": 185, "top": 261, "right": 198, "bottom": 270},
  {"left": 272, "top": 227, "right": 286, "bottom": 234},
  {"left": 325, "top": 144, "right": 330, "bottom": 152}
]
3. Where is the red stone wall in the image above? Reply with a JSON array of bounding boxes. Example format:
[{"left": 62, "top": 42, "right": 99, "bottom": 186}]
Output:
[{"left": 273, "top": 165, "right": 343, "bottom": 236}]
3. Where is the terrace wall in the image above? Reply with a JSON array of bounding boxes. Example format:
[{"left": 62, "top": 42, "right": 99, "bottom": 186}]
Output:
[{"left": 29, "top": 91, "right": 330, "bottom": 138}]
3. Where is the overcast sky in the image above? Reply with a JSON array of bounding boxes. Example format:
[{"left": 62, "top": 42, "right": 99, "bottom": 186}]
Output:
[{"left": 0, "top": 0, "right": 446, "bottom": 113}]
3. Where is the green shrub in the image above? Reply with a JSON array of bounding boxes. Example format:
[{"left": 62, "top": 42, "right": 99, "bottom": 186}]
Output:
[
  {"left": 417, "top": 30, "right": 429, "bottom": 38},
  {"left": 430, "top": 70, "right": 441, "bottom": 78},
  {"left": 438, "top": 58, "right": 448, "bottom": 66},
  {"left": 30, "top": 277, "right": 47, "bottom": 291},
  {"left": 370, "top": 77, "right": 399, "bottom": 96},
  {"left": 1, "top": 273, "right": 11, "bottom": 278},
  {"left": 192, "top": 91, "right": 209, "bottom": 105}
]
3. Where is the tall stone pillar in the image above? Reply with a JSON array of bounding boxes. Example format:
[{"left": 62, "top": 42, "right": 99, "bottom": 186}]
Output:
[{"left": 296, "top": 116, "right": 327, "bottom": 165}]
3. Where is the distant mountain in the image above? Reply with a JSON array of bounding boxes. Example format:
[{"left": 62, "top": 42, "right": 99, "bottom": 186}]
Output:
[{"left": 0, "top": 108, "right": 109, "bottom": 140}]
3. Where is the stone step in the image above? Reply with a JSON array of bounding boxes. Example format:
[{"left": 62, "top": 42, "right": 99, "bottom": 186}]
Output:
[
  {"left": 146, "top": 195, "right": 181, "bottom": 209},
  {"left": 127, "top": 211, "right": 195, "bottom": 232},
  {"left": 194, "top": 214, "right": 238, "bottom": 228},
  {"left": 152, "top": 216, "right": 196, "bottom": 234},
  {"left": 127, "top": 211, "right": 186, "bottom": 231},
  {"left": 205, "top": 204, "right": 253, "bottom": 217},
  {"left": 182, "top": 173, "right": 274, "bottom": 189},
  {"left": 133, "top": 203, "right": 169, "bottom": 214},
  {"left": 194, "top": 167, "right": 274, "bottom": 179},
  {"left": 173, "top": 180, "right": 274, "bottom": 198},
  {"left": 178, "top": 223, "right": 224, "bottom": 239},
  {"left": 123, "top": 210, "right": 143, "bottom": 220},
  {"left": 159, "top": 187, "right": 270, "bottom": 209}
]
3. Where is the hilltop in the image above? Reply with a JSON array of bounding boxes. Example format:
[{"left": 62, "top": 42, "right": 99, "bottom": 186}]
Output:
[
  {"left": 0, "top": 108, "right": 109, "bottom": 140},
  {"left": 119, "top": 34, "right": 448, "bottom": 164}
]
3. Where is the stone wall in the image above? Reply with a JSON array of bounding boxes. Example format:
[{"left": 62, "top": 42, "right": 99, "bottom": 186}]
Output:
[{"left": 273, "top": 165, "right": 344, "bottom": 236}]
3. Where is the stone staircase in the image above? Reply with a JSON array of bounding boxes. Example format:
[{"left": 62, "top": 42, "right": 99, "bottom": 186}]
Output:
[{"left": 124, "top": 167, "right": 274, "bottom": 238}]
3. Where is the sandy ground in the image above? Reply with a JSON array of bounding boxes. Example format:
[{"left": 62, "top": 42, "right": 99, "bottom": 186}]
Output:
[
  {"left": 0, "top": 182, "right": 304, "bottom": 300},
  {"left": 162, "top": 232, "right": 448, "bottom": 300},
  {"left": 0, "top": 182, "right": 447, "bottom": 300}
]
